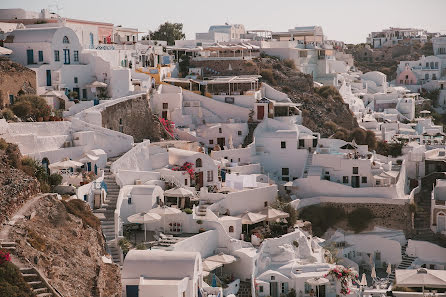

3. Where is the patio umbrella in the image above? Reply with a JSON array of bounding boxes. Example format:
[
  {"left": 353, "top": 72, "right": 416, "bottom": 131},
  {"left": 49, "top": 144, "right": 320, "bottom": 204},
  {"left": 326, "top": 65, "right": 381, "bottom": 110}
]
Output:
[
  {"left": 360, "top": 273, "right": 367, "bottom": 286},
  {"left": 202, "top": 260, "right": 223, "bottom": 272},
  {"left": 237, "top": 211, "right": 267, "bottom": 233},
  {"left": 149, "top": 206, "right": 182, "bottom": 232},
  {"left": 86, "top": 81, "right": 108, "bottom": 88},
  {"left": 164, "top": 187, "right": 194, "bottom": 197},
  {"left": 396, "top": 268, "right": 446, "bottom": 289},
  {"left": 387, "top": 263, "right": 392, "bottom": 275},
  {"left": 127, "top": 212, "right": 161, "bottom": 242},
  {"left": 371, "top": 265, "right": 377, "bottom": 279},
  {"left": 306, "top": 277, "right": 329, "bottom": 286},
  {"left": 206, "top": 252, "right": 236, "bottom": 265},
  {"left": 259, "top": 206, "right": 289, "bottom": 222},
  {"left": 0, "top": 46, "right": 12, "bottom": 55},
  {"left": 49, "top": 159, "right": 83, "bottom": 170}
]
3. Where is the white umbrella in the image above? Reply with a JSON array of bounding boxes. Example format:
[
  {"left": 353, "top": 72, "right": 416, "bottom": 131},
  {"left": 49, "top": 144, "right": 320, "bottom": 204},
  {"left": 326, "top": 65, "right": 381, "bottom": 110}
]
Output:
[
  {"left": 396, "top": 268, "right": 446, "bottom": 287},
  {"left": 360, "top": 273, "right": 368, "bottom": 286},
  {"left": 259, "top": 206, "right": 289, "bottom": 222},
  {"left": 206, "top": 253, "right": 236, "bottom": 264},
  {"left": 371, "top": 265, "right": 377, "bottom": 279},
  {"left": 387, "top": 263, "right": 392, "bottom": 275},
  {"left": 149, "top": 206, "right": 182, "bottom": 232},
  {"left": 306, "top": 277, "right": 329, "bottom": 286},
  {"left": 49, "top": 159, "right": 83, "bottom": 170},
  {"left": 127, "top": 212, "right": 161, "bottom": 242},
  {"left": 237, "top": 211, "right": 267, "bottom": 233},
  {"left": 0, "top": 46, "right": 12, "bottom": 55},
  {"left": 164, "top": 187, "right": 194, "bottom": 197},
  {"left": 86, "top": 81, "right": 108, "bottom": 88},
  {"left": 202, "top": 260, "right": 223, "bottom": 272}
]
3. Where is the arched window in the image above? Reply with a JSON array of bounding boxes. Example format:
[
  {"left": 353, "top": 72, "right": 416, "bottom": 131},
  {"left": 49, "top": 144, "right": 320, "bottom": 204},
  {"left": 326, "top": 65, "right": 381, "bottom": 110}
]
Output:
[
  {"left": 63, "top": 36, "right": 70, "bottom": 44},
  {"left": 196, "top": 158, "right": 202, "bottom": 168},
  {"left": 228, "top": 226, "right": 234, "bottom": 233}
]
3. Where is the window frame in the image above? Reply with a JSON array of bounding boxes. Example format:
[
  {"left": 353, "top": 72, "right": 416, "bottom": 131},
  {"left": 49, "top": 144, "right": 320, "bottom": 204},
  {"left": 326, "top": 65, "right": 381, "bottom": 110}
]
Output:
[
  {"left": 54, "top": 50, "right": 60, "bottom": 62},
  {"left": 281, "top": 141, "right": 286, "bottom": 149}
]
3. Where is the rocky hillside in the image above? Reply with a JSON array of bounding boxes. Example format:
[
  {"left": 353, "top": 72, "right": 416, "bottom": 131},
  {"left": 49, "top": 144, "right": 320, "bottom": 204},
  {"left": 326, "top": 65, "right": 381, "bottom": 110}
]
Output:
[
  {"left": 10, "top": 196, "right": 121, "bottom": 297},
  {"left": 256, "top": 57, "right": 359, "bottom": 136},
  {"left": 0, "top": 139, "right": 40, "bottom": 224},
  {"left": 191, "top": 57, "right": 358, "bottom": 137},
  {"left": 347, "top": 42, "right": 434, "bottom": 80}
]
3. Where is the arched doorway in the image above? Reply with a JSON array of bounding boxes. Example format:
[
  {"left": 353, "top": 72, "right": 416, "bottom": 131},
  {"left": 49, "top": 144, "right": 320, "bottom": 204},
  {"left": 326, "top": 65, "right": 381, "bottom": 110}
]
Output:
[{"left": 42, "top": 157, "right": 50, "bottom": 175}]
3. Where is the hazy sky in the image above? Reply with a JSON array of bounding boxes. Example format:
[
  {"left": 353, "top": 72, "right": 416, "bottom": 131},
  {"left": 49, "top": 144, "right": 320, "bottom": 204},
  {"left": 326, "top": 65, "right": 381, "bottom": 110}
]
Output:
[{"left": 1, "top": 0, "right": 446, "bottom": 44}]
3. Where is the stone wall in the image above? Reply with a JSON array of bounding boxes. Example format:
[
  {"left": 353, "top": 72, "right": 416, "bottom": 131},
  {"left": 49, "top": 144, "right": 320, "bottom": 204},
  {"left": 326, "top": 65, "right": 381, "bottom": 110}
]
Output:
[
  {"left": 101, "top": 94, "right": 161, "bottom": 143},
  {"left": 190, "top": 59, "right": 259, "bottom": 76},
  {"left": 317, "top": 202, "right": 412, "bottom": 233},
  {"left": 0, "top": 58, "right": 36, "bottom": 108}
]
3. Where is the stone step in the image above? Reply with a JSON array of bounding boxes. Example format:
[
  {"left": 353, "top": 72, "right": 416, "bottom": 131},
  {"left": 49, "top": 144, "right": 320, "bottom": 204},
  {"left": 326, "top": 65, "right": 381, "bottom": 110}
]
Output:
[
  {"left": 22, "top": 273, "right": 39, "bottom": 278},
  {"left": 36, "top": 293, "right": 53, "bottom": 297},
  {"left": 28, "top": 281, "right": 43, "bottom": 287},
  {"left": 0, "top": 241, "right": 16, "bottom": 247},
  {"left": 33, "top": 288, "right": 49, "bottom": 294}
]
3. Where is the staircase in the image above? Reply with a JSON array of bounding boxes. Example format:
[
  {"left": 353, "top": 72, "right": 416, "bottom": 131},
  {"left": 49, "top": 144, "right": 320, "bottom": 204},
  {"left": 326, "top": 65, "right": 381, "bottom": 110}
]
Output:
[
  {"left": 237, "top": 280, "right": 252, "bottom": 297},
  {"left": 303, "top": 151, "right": 314, "bottom": 178},
  {"left": 93, "top": 157, "right": 121, "bottom": 264},
  {"left": 21, "top": 267, "right": 55, "bottom": 297},
  {"left": 196, "top": 199, "right": 213, "bottom": 217},
  {"left": 388, "top": 243, "right": 416, "bottom": 285},
  {"left": 0, "top": 242, "right": 59, "bottom": 297}
]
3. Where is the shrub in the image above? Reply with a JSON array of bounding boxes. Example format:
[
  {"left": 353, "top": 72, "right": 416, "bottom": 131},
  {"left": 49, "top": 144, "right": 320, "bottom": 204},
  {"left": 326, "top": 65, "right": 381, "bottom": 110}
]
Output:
[
  {"left": 62, "top": 199, "right": 101, "bottom": 230},
  {"left": 287, "top": 288, "right": 297, "bottom": 297},
  {"left": 0, "top": 138, "right": 7, "bottom": 150},
  {"left": 196, "top": 220, "right": 203, "bottom": 225},
  {"left": 0, "top": 260, "right": 36, "bottom": 297},
  {"left": 135, "top": 243, "right": 146, "bottom": 250},
  {"left": 11, "top": 95, "right": 51, "bottom": 121},
  {"left": 347, "top": 208, "right": 373, "bottom": 233},
  {"left": 260, "top": 69, "right": 276, "bottom": 85},
  {"left": 183, "top": 208, "right": 193, "bottom": 214},
  {"left": 26, "top": 229, "right": 46, "bottom": 252},
  {"left": 283, "top": 59, "right": 296, "bottom": 69},
  {"left": 299, "top": 205, "right": 345, "bottom": 237},
  {"left": 1, "top": 108, "right": 15, "bottom": 121},
  {"left": 292, "top": 240, "right": 299, "bottom": 248},
  {"left": 48, "top": 173, "right": 63, "bottom": 189},
  {"left": 118, "top": 238, "right": 132, "bottom": 255}
]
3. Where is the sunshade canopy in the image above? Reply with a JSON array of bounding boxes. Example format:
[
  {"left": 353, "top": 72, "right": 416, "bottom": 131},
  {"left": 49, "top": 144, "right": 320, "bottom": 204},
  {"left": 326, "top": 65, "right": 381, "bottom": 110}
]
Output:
[
  {"left": 237, "top": 211, "right": 266, "bottom": 225},
  {"left": 127, "top": 212, "right": 161, "bottom": 224},
  {"left": 258, "top": 207, "right": 289, "bottom": 221},
  {"left": 164, "top": 187, "right": 194, "bottom": 198},
  {"left": 396, "top": 269, "right": 446, "bottom": 287},
  {"left": 205, "top": 253, "right": 236, "bottom": 264},
  {"left": 49, "top": 159, "right": 83, "bottom": 169}
]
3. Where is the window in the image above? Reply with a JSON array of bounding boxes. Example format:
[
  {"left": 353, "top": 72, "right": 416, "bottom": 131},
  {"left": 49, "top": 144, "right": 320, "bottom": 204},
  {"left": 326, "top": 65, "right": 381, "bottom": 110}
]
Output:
[
  {"left": 353, "top": 167, "right": 358, "bottom": 174},
  {"left": 83, "top": 195, "right": 87, "bottom": 201},
  {"left": 63, "top": 36, "right": 70, "bottom": 44},
  {"left": 196, "top": 158, "right": 202, "bottom": 168},
  {"left": 163, "top": 103, "right": 168, "bottom": 109},
  {"left": 228, "top": 226, "right": 234, "bottom": 233},
  {"left": 259, "top": 286, "right": 264, "bottom": 293},
  {"left": 207, "top": 170, "right": 213, "bottom": 182},
  {"left": 362, "top": 176, "right": 367, "bottom": 183},
  {"left": 209, "top": 139, "right": 214, "bottom": 145},
  {"left": 54, "top": 50, "right": 60, "bottom": 61},
  {"left": 184, "top": 179, "right": 187, "bottom": 186},
  {"left": 282, "top": 168, "right": 289, "bottom": 176},
  {"left": 73, "top": 50, "right": 79, "bottom": 62},
  {"left": 82, "top": 89, "right": 87, "bottom": 99},
  {"left": 9, "top": 94, "right": 14, "bottom": 105},
  {"left": 128, "top": 196, "right": 132, "bottom": 204},
  {"left": 264, "top": 201, "right": 268, "bottom": 207},
  {"left": 271, "top": 276, "right": 275, "bottom": 281},
  {"left": 343, "top": 176, "right": 349, "bottom": 184},
  {"left": 127, "top": 35, "right": 130, "bottom": 42},
  {"left": 38, "top": 50, "right": 43, "bottom": 62},
  {"left": 281, "top": 141, "right": 286, "bottom": 149},
  {"left": 133, "top": 36, "right": 136, "bottom": 42},
  {"left": 119, "top": 118, "right": 123, "bottom": 125},
  {"left": 305, "top": 283, "right": 311, "bottom": 294},
  {"left": 376, "top": 180, "right": 381, "bottom": 186},
  {"left": 219, "top": 128, "right": 222, "bottom": 133},
  {"left": 426, "top": 62, "right": 429, "bottom": 68},
  {"left": 299, "top": 139, "right": 305, "bottom": 148},
  {"left": 237, "top": 130, "right": 242, "bottom": 136},
  {"left": 74, "top": 77, "right": 78, "bottom": 84},
  {"left": 281, "top": 282, "right": 288, "bottom": 293},
  {"left": 425, "top": 73, "right": 429, "bottom": 80}
]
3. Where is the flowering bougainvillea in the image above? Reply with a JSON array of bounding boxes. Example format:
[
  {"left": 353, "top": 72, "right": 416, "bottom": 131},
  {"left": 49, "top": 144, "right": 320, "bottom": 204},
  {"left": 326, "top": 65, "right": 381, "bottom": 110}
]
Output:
[
  {"left": 159, "top": 117, "right": 175, "bottom": 138},
  {"left": 0, "top": 249, "right": 11, "bottom": 265},
  {"left": 325, "top": 266, "right": 358, "bottom": 295},
  {"left": 172, "top": 162, "right": 195, "bottom": 179}
]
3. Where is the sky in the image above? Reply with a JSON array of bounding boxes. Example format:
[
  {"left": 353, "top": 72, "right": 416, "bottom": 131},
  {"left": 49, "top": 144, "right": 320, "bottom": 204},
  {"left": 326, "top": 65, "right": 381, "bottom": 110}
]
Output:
[{"left": 1, "top": 0, "right": 446, "bottom": 44}]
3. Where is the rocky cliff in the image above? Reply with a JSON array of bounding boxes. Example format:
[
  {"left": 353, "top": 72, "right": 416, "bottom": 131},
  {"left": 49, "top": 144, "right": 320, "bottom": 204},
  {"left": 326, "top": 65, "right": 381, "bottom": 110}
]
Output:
[{"left": 10, "top": 196, "right": 121, "bottom": 297}]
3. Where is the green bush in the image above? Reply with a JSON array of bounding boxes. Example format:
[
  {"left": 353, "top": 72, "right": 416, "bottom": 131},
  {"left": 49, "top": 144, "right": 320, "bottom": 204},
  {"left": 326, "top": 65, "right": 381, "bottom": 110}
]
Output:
[
  {"left": 1, "top": 108, "right": 15, "bottom": 121},
  {"left": 0, "top": 138, "right": 7, "bottom": 150},
  {"left": 118, "top": 238, "right": 132, "bottom": 255},
  {"left": 183, "top": 208, "right": 193, "bottom": 214},
  {"left": 48, "top": 173, "right": 63, "bottom": 189},
  {"left": 0, "top": 260, "right": 36, "bottom": 297},
  {"left": 347, "top": 208, "right": 374, "bottom": 233},
  {"left": 260, "top": 69, "right": 276, "bottom": 85},
  {"left": 299, "top": 205, "right": 345, "bottom": 237},
  {"left": 11, "top": 95, "right": 51, "bottom": 121},
  {"left": 135, "top": 243, "right": 146, "bottom": 250}
]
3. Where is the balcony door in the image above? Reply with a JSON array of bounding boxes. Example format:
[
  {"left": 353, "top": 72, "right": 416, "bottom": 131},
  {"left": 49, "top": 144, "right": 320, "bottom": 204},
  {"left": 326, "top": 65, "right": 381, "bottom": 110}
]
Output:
[{"left": 63, "top": 49, "right": 70, "bottom": 64}]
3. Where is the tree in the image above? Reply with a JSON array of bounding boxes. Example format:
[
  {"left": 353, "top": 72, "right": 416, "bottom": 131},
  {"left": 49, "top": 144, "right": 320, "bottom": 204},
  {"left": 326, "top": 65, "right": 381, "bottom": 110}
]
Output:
[
  {"left": 11, "top": 95, "right": 51, "bottom": 121},
  {"left": 148, "top": 22, "right": 185, "bottom": 46},
  {"left": 349, "top": 128, "right": 366, "bottom": 144},
  {"left": 178, "top": 54, "right": 190, "bottom": 77}
]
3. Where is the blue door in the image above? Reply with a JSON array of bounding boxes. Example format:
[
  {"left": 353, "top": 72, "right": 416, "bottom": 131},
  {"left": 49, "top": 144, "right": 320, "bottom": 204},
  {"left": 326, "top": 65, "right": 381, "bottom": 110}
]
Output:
[
  {"left": 126, "top": 285, "right": 138, "bottom": 297},
  {"left": 94, "top": 164, "right": 97, "bottom": 175},
  {"left": 26, "top": 49, "right": 34, "bottom": 64},
  {"left": 9, "top": 95, "right": 14, "bottom": 105},
  {"left": 63, "top": 49, "right": 70, "bottom": 64},
  {"left": 87, "top": 162, "right": 91, "bottom": 172},
  {"left": 90, "top": 33, "right": 94, "bottom": 49},
  {"left": 46, "top": 70, "right": 52, "bottom": 86}
]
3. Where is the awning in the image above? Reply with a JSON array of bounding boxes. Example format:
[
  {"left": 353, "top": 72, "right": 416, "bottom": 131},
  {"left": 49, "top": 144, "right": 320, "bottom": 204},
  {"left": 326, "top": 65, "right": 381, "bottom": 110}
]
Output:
[
  {"left": 237, "top": 211, "right": 267, "bottom": 225},
  {"left": 205, "top": 253, "right": 237, "bottom": 264},
  {"left": 86, "top": 81, "right": 107, "bottom": 88},
  {"left": 396, "top": 268, "right": 446, "bottom": 287},
  {"left": 202, "top": 260, "right": 223, "bottom": 272},
  {"left": 49, "top": 159, "right": 83, "bottom": 170},
  {"left": 0, "top": 46, "right": 12, "bottom": 55}
]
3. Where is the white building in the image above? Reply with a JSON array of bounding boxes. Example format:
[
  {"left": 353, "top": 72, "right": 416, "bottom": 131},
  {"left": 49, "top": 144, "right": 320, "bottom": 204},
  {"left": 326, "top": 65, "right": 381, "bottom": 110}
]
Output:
[
  {"left": 367, "top": 27, "right": 428, "bottom": 49},
  {"left": 196, "top": 24, "right": 247, "bottom": 42},
  {"left": 431, "top": 179, "right": 446, "bottom": 234}
]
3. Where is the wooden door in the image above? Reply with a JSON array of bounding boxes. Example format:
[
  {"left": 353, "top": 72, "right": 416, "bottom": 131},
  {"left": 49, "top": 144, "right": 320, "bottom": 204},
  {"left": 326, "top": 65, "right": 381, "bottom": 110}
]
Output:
[
  {"left": 257, "top": 105, "right": 264, "bottom": 120},
  {"left": 196, "top": 172, "right": 204, "bottom": 188},
  {"left": 162, "top": 110, "right": 168, "bottom": 120}
]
